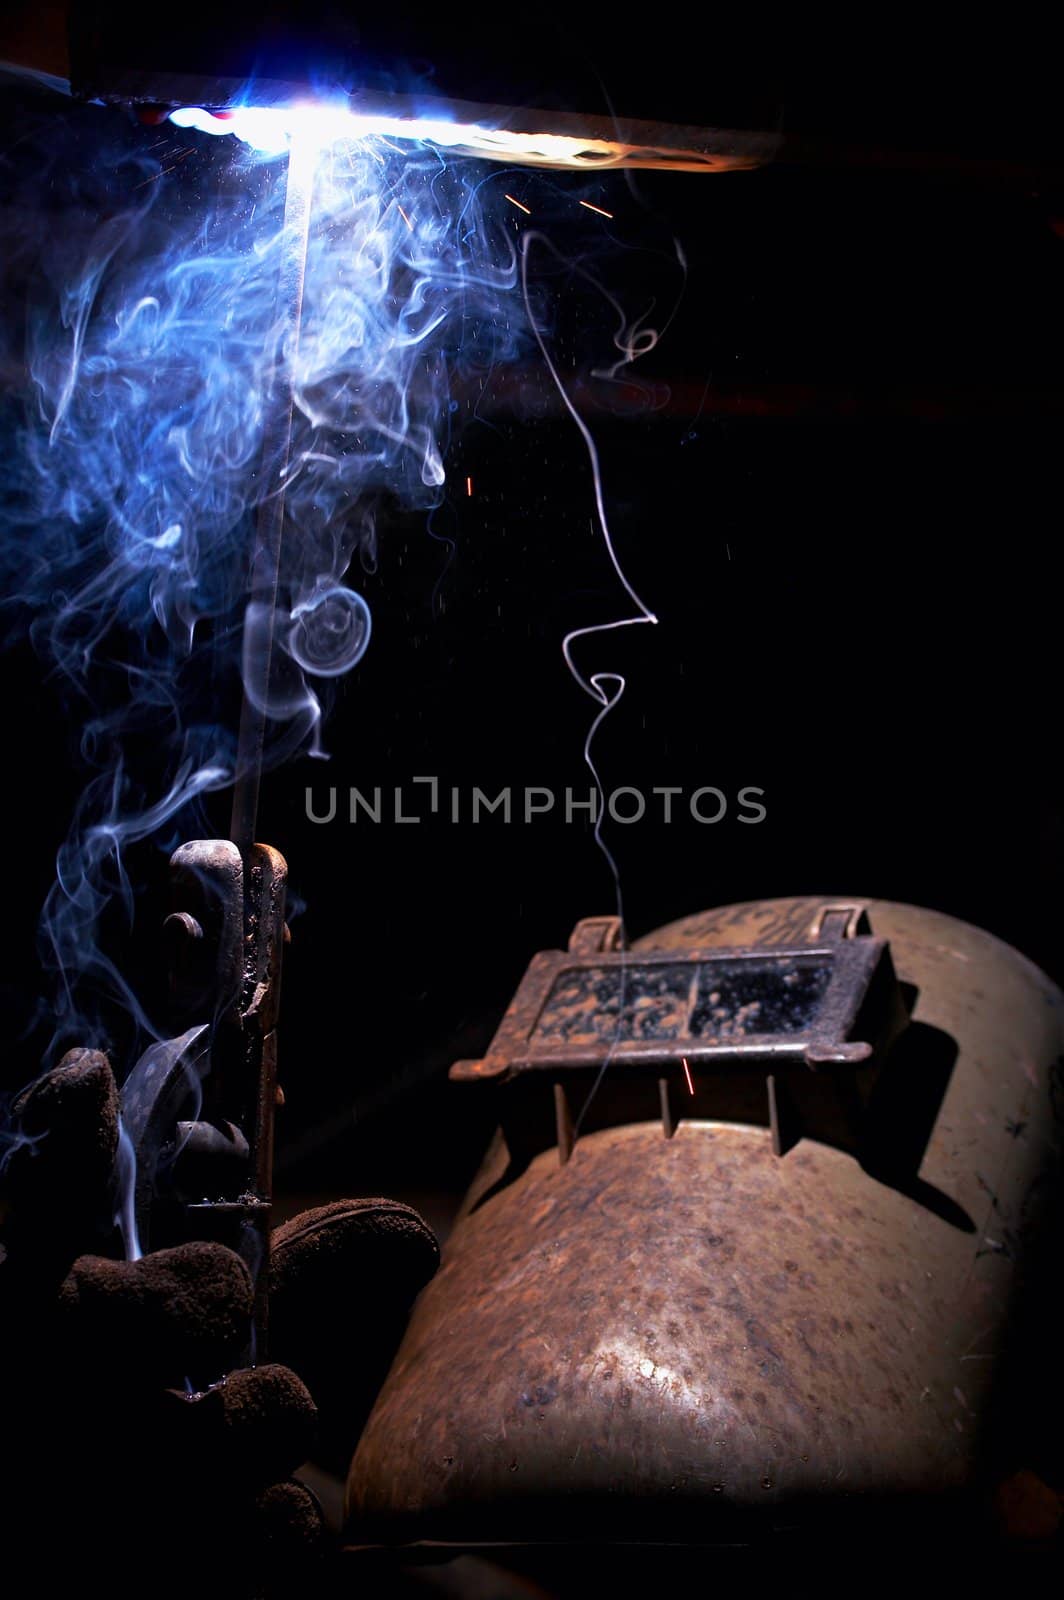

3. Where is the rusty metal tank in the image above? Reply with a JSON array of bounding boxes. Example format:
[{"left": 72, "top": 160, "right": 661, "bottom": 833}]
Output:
[{"left": 346, "top": 896, "right": 1064, "bottom": 1551}]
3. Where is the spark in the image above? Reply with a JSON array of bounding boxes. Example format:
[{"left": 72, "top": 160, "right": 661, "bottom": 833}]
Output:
[
  {"left": 682, "top": 1057, "right": 695, "bottom": 1095},
  {"left": 466, "top": 476, "right": 474, "bottom": 496},
  {"left": 505, "top": 194, "right": 532, "bottom": 215},
  {"left": 396, "top": 203, "right": 414, "bottom": 231},
  {"left": 350, "top": 141, "right": 385, "bottom": 170},
  {"left": 132, "top": 147, "right": 195, "bottom": 189},
  {"left": 579, "top": 200, "right": 614, "bottom": 219}
]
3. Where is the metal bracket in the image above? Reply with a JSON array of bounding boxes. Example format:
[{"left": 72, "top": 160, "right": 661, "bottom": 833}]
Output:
[
  {"left": 809, "top": 903, "right": 872, "bottom": 943},
  {"left": 453, "top": 905, "right": 909, "bottom": 1165}
]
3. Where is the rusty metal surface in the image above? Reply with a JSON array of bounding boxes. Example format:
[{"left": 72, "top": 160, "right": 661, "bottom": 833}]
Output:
[
  {"left": 346, "top": 897, "right": 1064, "bottom": 1547},
  {"left": 452, "top": 905, "right": 910, "bottom": 1171},
  {"left": 241, "top": 842, "right": 287, "bottom": 1216},
  {"left": 120, "top": 838, "right": 288, "bottom": 1355},
  {"left": 451, "top": 923, "right": 902, "bottom": 1079},
  {"left": 167, "top": 837, "right": 245, "bottom": 1028}
]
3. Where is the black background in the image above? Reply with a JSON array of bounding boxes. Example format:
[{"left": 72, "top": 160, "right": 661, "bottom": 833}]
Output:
[{"left": 2, "top": 11, "right": 1063, "bottom": 1224}]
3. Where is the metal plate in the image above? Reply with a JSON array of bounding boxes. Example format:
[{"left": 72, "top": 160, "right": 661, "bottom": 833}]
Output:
[{"left": 452, "top": 936, "right": 901, "bottom": 1081}]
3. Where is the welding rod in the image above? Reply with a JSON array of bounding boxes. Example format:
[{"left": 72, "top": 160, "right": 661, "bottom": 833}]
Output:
[{"left": 228, "top": 136, "right": 317, "bottom": 854}]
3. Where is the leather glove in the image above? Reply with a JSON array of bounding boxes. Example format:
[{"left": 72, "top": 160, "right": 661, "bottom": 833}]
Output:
[{"left": 0, "top": 1048, "right": 438, "bottom": 1597}]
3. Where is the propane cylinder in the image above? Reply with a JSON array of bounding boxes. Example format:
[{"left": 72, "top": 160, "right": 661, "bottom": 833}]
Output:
[{"left": 346, "top": 897, "right": 1064, "bottom": 1551}]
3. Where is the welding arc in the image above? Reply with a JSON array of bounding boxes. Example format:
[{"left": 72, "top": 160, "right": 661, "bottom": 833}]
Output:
[{"left": 228, "top": 138, "right": 317, "bottom": 855}]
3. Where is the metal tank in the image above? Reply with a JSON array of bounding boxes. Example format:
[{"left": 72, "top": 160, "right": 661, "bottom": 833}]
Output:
[{"left": 346, "top": 897, "right": 1064, "bottom": 1551}]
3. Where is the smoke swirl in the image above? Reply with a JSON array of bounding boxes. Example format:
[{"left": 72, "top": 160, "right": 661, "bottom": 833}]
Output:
[
  {"left": 287, "top": 587, "right": 372, "bottom": 677},
  {"left": 0, "top": 68, "right": 523, "bottom": 1067}
]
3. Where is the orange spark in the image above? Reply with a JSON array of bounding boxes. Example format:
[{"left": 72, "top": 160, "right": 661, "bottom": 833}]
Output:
[
  {"left": 579, "top": 200, "right": 614, "bottom": 219},
  {"left": 466, "top": 476, "right": 474, "bottom": 496},
  {"left": 396, "top": 204, "right": 414, "bottom": 231},
  {"left": 505, "top": 194, "right": 531, "bottom": 215},
  {"left": 682, "top": 1057, "right": 694, "bottom": 1095}
]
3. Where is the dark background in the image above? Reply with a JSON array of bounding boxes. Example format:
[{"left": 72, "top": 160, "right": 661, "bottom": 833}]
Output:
[{"left": 2, "top": 7, "right": 1063, "bottom": 1229}]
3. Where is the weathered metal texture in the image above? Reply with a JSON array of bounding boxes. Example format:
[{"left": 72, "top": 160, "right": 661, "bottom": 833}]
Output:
[
  {"left": 451, "top": 908, "right": 911, "bottom": 1173},
  {"left": 451, "top": 929, "right": 899, "bottom": 1079},
  {"left": 121, "top": 838, "right": 288, "bottom": 1355},
  {"left": 346, "top": 897, "right": 1064, "bottom": 1547}
]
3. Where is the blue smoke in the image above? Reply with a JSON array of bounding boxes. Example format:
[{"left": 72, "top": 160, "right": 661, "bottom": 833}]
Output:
[{"left": 0, "top": 70, "right": 522, "bottom": 1072}]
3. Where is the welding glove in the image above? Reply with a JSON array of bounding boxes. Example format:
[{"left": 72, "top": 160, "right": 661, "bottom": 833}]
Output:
[{"left": 0, "top": 1047, "right": 439, "bottom": 1597}]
